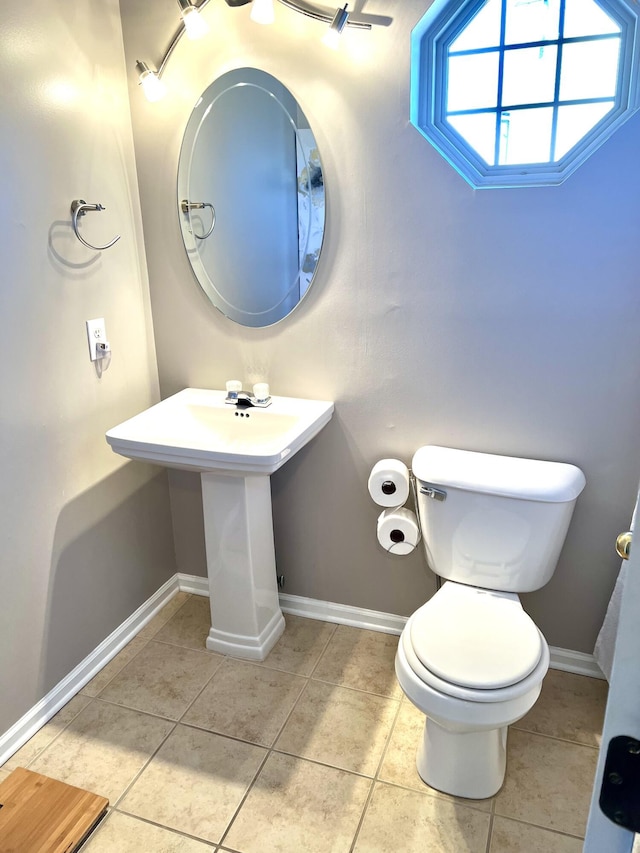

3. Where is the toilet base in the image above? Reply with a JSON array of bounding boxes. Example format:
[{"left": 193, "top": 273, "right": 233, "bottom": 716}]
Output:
[{"left": 416, "top": 716, "right": 507, "bottom": 799}]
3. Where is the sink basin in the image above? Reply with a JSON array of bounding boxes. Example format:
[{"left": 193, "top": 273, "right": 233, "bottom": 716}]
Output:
[
  {"left": 106, "top": 388, "right": 334, "bottom": 661},
  {"left": 106, "top": 388, "right": 334, "bottom": 475}
]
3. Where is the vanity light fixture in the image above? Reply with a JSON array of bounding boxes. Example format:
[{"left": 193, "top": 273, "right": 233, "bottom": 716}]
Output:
[
  {"left": 136, "top": 60, "right": 167, "bottom": 102},
  {"left": 137, "top": 0, "right": 378, "bottom": 102},
  {"left": 250, "top": 0, "right": 275, "bottom": 25},
  {"left": 321, "top": 3, "right": 348, "bottom": 49},
  {"left": 178, "top": 0, "right": 211, "bottom": 39}
]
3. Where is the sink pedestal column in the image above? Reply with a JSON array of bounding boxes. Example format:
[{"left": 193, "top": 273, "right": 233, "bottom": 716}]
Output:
[{"left": 200, "top": 471, "right": 285, "bottom": 660}]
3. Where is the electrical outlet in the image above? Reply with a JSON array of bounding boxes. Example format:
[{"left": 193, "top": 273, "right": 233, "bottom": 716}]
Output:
[{"left": 86, "top": 318, "right": 106, "bottom": 362}]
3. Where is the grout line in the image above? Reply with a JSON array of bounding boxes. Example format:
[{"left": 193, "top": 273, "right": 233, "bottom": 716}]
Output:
[
  {"left": 91, "top": 695, "right": 180, "bottom": 725},
  {"left": 216, "top": 746, "right": 271, "bottom": 849},
  {"left": 485, "top": 812, "right": 495, "bottom": 853},
  {"left": 110, "top": 807, "right": 218, "bottom": 847},
  {"left": 348, "top": 777, "right": 376, "bottom": 852},
  {"left": 13, "top": 694, "right": 94, "bottom": 772},
  {"left": 110, "top": 719, "right": 179, "bottom": 811},
  {"left": 510, "top": 725, "right": 601, "bottom": 751},
  {"left": 138, "top": 593, "right": 194, "bottom": 640},
  {"left": 489, "top": 812, "right": 586, "bottom": 841},
  {"left": 372, "top": 694, "right": 403, "bottom": 781},
  {"left": 82, "top": 635, "right": 151, "bottom": 699},
  {"left": 310, "top": 673, "right": 401, "bottom": 701},
  {"left": 511, "top": 722, "right": 602, "bottom": 750},
  {"left": 307, "top": 620, "right": 339, "bottom": 678}
]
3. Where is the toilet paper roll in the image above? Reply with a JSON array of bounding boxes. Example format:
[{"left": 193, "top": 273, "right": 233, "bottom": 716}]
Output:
[
  {"left": 368, "top": 459, "right": 410, "bottom": 507},
  {"left": 377, "top": 507, "right": 421, "bottom": 555}
]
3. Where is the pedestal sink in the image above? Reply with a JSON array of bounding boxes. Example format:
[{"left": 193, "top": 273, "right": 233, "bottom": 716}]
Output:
[{"left": 106, "top": 388, "right": 334, "bottom": 660}]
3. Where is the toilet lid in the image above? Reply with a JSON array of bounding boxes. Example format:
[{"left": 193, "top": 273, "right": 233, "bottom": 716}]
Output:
[{"left": 409, "top": 583, "right": 543, "bottom": 690}]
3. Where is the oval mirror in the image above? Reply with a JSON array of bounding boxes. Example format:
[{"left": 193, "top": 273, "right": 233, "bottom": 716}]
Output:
[{"left": 177, "top": 68, "right": 325, "bottom": 328}]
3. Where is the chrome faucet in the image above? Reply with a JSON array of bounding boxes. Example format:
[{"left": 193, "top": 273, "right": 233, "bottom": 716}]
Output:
[{"left": 225, "top": 381, "right": 271, "bottom": 408}]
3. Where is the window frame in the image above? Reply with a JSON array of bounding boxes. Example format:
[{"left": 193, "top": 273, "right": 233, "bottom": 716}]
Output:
[{"left": 411, "top": 0, "right": 640, "bottom": 188}]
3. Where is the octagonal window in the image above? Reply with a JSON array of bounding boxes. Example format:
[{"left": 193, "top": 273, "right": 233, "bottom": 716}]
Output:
[{"left": 411, "top": 0, "right": 640, "bottom": 187}]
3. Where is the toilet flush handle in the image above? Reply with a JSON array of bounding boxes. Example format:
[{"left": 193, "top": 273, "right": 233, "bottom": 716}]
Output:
[{"left": 420, "top": 485, "right": 447, "bottom": 502}]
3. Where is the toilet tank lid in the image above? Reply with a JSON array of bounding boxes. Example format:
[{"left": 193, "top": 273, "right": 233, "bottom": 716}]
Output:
[{"left": 412, "top": 446, "right": 586, "bottom": 503}]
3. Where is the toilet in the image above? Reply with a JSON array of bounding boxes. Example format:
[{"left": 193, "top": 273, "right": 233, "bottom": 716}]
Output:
[{"left": 395, "top": 445, "right": 586, "bottom": 799}]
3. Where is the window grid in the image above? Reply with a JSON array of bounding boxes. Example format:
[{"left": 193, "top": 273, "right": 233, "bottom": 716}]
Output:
[{"left": 444, "top": 0, "right": 623, "bottom": 166}]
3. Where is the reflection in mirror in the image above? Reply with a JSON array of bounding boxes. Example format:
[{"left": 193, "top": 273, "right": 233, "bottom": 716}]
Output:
[{"left": 177, "top": 68, "right": 325, "bottom": 327}]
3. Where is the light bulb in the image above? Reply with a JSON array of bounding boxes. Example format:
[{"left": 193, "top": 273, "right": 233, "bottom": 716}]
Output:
[
  {"left": 250, "top": 0, "right": 275, "bottom": 25},
  {"left": 178, "top": 0, "right": 209, "bottom": 40},
  {"left": 322, "top": 4, "right": 348, "bottom": 49},
  {"left": 136, "top": 61, "right": 167, "bottom": 102}
]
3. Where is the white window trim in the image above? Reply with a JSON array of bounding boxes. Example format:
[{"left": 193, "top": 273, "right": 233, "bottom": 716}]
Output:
[{"left": 411, "top": 0, "right": 640, "bottom": 188}]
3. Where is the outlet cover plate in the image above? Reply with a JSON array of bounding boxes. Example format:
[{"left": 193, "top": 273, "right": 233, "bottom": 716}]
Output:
[{"left": 86, "top": 318, "right": 106, "bottom": 362}]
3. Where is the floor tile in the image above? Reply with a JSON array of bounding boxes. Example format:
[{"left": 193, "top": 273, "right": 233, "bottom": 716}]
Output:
[
  {"left": 254, "top": 614, "right": 336, "bottom": 676},
  {"left": 312, "top": 625, "right": 402, "bottom": 698},
  {"left": 183, "top": 658, "right": 305, "bottom": 746},
  {"left": 494, "top": 728, "right": 598, "bottom": 837},
  {"left": 28, "top": 700, "right": 174, "bottom": 802},
  {"left": 82, "top": 637, "right": 149, "bottom": 698},
  {"left": 223, "top": 752, "right": 371, "bottom": 853},
  {"left": 378, "top": 700, "right": 494, "bottom": 811},
  {"left": 97, "top": 640, "right": 222, "bottom": 720},
  {"left": 353, "top": 781, "right": 491, "bottom": 853},
  {"left": 154, "top": 595, "right": 212, "bottom": 650},
  {"left": 119, "top": 724, "right": 266, "bottom": 844},
  {"left": 82, "top": 810, "right": 215, "bottom": 852},
  {"left": 2, "top": 694, "right": 91, "bottom": 771},
  {"left": 514, "top": 669, "right": 608, "bottom": 747},
  {"left": 139, "top": 593, "right": 192, "bottom": 639},
  {"left": 275, "top": 679, "right": 399, "bottom": 775},
  {"left": 489, "top": 816, "right": 583, "bottom": 852}
]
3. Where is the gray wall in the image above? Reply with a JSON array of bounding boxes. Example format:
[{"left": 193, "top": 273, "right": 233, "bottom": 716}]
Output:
[
  {"left": 0, "top": 0, "right": 176, "bottom": 737},
  {"left": 119, "top": 0, "right": 640, "bottom": 653}
]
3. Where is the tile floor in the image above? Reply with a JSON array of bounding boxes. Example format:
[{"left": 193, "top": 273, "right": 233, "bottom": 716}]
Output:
[{"left": 1, "top": 593, "right": 608, "bottom": 852}]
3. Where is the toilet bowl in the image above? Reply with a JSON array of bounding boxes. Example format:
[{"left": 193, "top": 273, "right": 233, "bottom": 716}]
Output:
[
  {"left": 395, "top": 581, "right": 550, "bottom": 799},
  {"left": 394, "top": 445, "right": 586, "bottom": 799}
]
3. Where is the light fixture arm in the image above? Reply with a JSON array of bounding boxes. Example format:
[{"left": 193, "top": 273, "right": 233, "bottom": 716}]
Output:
[
  {"left": 147, "top": 0, "right": 372, "bottom": 82},
  {"left": 277, "top": 0, "right": 369, "bottom": 29}
]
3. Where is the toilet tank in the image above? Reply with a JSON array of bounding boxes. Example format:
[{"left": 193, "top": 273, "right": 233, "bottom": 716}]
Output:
[{"left": 412, "top": 446, "right": 586, "bottom": 593}]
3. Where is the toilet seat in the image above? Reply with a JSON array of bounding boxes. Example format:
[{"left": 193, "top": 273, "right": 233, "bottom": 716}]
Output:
[
  {"left": 403, "top": 583, "right": 549, "bottom": 703},
  {"left": 410, "top": 582, "right": 543, "bottom": 690}
]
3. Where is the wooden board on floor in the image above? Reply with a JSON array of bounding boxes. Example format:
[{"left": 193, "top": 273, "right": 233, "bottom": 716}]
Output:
[{"left": 0, "top": 767, "right": 108, "bottom": 853}]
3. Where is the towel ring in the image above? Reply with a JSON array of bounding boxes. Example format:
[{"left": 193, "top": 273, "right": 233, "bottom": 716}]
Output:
[
  {"left": 70, "top": 200, "right": 121, "bottom": 251},
  {"left": 181, "top": 199, "right": 216, "bottom": 240}
]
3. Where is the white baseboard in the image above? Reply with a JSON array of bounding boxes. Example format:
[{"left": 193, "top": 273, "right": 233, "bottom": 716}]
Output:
[
  {"left": 0, "top": 573, "right": 605, "bottom": 765},
  {"left": 548, "top": 646, "right": 605, "bottom": 679},
  {"left": 0, "top": 575, "right": 180, "bottom": 767},
  {"left": 275, "top": 589, "right": 605, "bottom": 679},
  {"left": 176, "top": 572, "right": 209, "bottom": 596},
  {"left": 278, "top": 592, "right": 407, "bottom": 635}
]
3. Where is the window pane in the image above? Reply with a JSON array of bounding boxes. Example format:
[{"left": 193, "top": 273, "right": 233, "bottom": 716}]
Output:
[
  {"left": 450, "top": 0, "right": 502, "bottom": 52},
  {"left": 564, "top": 0, "right": 620, "bottom": 38},
  {"left": 499, "top": 107, "right": 553, "bottom": 164},
  {"left": 447, "top": 52, "right": 499, "bottom": 111},
  {"left": 448, "top": 112, "right": 497, "bottom": 164},
  {"left": 505, "top": 0, "right": 560, "bottom": 46},
  {"left": 560, "top": 38, "right": 621, "bottom": 101},
  {"left": 502, "top": 45, "right": 558, "bottom": 107},
  {"left": 554, "top": 102, "right": 613, "bottom": 159}
]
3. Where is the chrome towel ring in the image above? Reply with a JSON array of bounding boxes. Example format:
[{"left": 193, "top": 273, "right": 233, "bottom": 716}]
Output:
[
  {"left": 181, "top": 199, "right": 216, "bottom": 240},
  {"left": 70, "top": 199, "right": 121, "bottom": 251}
]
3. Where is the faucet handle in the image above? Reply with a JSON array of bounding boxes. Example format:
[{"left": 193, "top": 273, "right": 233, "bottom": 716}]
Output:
[
  {"left": 253, "top": 383, "right": 270, "bottom": 403},
  {"left": 225, "top": 379, "right": 242, "bottom": 402}
]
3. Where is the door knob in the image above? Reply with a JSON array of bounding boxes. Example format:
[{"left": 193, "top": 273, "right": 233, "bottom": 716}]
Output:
[{"left": 616, "top": 531, "right": 633, "bottom": 561}]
